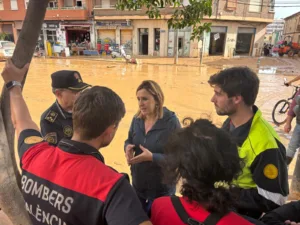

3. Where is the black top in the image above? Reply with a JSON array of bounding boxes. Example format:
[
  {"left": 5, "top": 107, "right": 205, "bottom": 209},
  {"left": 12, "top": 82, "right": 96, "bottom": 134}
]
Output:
[
  {"left": 124, "top": 107, "right": 181, "bottom": 200},
  {"left": 18, "top": 129, "right": 148, "bottom": 225},
  {"left": 40, "top": 101, "right": 73, "bottom": 146}
]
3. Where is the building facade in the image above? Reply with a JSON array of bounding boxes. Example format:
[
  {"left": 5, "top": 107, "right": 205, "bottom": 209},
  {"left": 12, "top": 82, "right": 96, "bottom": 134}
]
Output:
[
  {"left": 0, "top": 0, "right": 95, "bottom": 51},
  {"left": 0, "top": 0, "right": 276, "bottom": 57},
  {"left": 283, "top": 12, "right": 300, "bottom": 44},
  {"left": 266, "top": 19, "right": 285, "bottom": 34},
  {"left": 93, "top": 0, "right": 275, "bottom": 57}
]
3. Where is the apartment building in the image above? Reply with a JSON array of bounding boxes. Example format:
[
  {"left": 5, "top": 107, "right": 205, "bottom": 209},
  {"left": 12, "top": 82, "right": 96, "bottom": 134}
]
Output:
[
  {"left": 283, "top": 11, "right": 300, "bottom": 44},
  {"left": 0, "top": 0, "right": 95, "bottom": 47},
  {"left": 93, "top": 0, "right": 275, "bottom": 57}
]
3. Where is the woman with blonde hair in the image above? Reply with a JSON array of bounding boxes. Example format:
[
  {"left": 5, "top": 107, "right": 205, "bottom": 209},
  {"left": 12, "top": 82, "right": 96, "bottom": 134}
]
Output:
[{"left": 124, "top": 80, "right": 181, "bottom": 215}]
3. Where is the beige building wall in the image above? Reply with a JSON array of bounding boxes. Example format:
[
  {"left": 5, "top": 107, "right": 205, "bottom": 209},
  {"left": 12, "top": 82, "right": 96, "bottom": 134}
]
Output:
[
  {"left": 122, "top": 19, "right": 267, "bottom": 58},
  {"left": 132, "top": 19, "right": 169, "bottom": 56},
  {"left": 283, "top": 13, "right": 300, "bottom": 43},
  {"left": 201, "top": 20, "right": 266, "bottom": 57}
]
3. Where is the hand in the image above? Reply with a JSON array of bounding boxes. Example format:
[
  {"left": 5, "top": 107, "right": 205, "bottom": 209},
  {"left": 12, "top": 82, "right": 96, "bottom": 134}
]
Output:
[
  {"left": 1, "top": 59, "right": 29, "bottom": 84},
  {"left": 284, "top": 122, "right": 292, "bottom": 133},
  {"left": 285, "top": 220, "right": 300, "bottom": 225},
  {"left": 286, "top": 156, "right": 293, "bottom": 165},
  {"left": 129, "top": 145, "right": 153, "bottom": 165},
  {"left": 125, "top": 144, "right": 135, "bottom": 165}
]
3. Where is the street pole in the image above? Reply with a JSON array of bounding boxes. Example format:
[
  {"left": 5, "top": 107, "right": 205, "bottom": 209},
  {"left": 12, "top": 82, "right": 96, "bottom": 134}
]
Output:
[
  {"left": 200, "top": 33, "right": 205, "bottom": 65},
  {"left": 174, "top": 29, "right": 178, "bottom": 64}
]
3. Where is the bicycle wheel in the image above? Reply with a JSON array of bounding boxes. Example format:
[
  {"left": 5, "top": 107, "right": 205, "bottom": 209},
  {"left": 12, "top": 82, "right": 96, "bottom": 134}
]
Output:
[{"left": 272, "top": 99, "right": 290, "bottom": 125}]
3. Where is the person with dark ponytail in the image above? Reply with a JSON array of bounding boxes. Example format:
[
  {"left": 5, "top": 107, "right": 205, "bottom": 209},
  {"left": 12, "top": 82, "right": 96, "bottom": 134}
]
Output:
[{"left": 150, "top": 119, "right": 253, "bottom": 225}]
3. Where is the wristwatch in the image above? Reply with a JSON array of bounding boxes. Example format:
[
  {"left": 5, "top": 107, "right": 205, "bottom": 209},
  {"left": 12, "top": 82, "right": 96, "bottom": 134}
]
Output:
[{"left": 5, "top": 81, "right": 22, "bottom": 90}]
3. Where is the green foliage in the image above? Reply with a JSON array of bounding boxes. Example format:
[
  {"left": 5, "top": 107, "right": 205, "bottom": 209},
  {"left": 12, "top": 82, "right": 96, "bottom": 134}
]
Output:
[
  {"left": 0, "top": 32, "right": 8, "bottom": 41},
  {"left": 116, "top": 0, "right": 212, "bottom": 40}
]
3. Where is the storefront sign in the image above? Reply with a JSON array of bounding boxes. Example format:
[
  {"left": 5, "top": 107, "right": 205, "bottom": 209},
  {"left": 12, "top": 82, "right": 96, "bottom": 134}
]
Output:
[
  {"left": 96, "top": 21, "right": 130, "bottom": 27},
  {"left": 44, "top": 23, "right": 60, "bottom": 29}
]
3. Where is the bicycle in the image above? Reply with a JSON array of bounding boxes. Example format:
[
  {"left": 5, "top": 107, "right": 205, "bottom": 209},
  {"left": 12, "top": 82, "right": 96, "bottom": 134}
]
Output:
[{"left": 272, "top": 78, "right": 300, "bottom": 125}]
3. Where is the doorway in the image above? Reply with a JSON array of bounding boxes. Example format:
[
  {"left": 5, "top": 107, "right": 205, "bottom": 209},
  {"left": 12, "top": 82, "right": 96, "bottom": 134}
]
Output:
[
  {"left": 236, "top": 27, "right": 256, "bottom": 55},
  {"left": 209, "top": 26, "right": 227, "bottom": 56},
  {"left": 139, "top": 28, "right": 149, "bottom": 55},
  {"left": 178, "top": 37, "right": 184, "bottom": 56}
]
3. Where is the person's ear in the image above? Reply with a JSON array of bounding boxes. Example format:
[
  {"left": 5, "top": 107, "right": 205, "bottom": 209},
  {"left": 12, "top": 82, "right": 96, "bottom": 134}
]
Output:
[
  {"left": 55, "top": 89, "right": 64, "bottom": 98},
  {"left": 232, "top": 95, "right": 243, "bottom": 105}
]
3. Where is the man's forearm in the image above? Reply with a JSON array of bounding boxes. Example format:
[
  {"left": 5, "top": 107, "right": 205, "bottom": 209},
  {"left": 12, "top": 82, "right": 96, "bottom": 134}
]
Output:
[
  {"left": 289, "top": 76, "right": 300, "bottom": 85},
  {"left": 9, "top": 86, "right": 38, "bottom": 136},
  {"left": 286, "top": 115, "right": 294, "bottom": 124}
]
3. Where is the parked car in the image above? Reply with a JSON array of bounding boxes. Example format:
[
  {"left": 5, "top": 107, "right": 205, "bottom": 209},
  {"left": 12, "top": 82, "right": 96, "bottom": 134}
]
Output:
[{"left": 0, "top": 41, "right": 15, "bottom": 58}]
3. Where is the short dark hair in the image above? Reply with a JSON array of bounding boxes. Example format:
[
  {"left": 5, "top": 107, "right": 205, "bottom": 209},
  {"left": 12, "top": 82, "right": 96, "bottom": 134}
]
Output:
[
  {"left": 73, "top": 86, "right": 126, "bottom": 140},
  {"left": 208, "top": 67, "right": 259, "bottom": 106},
  {"left": 163, "top": 119, "right": 243, "bottom": 214}
]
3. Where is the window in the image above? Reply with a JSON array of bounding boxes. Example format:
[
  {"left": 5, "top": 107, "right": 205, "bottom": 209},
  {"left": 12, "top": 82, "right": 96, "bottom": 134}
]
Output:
[
  {"left": 154, "top": 28, "right": 160, "bottom": 51},
  {"left": 0, "top": 0, "right": 3, "bottom": 10},
  {"left": 226, "top": 0, "right": 237, "bottom": 10},
  {"left": 76, "top": 0, "right": 83, "bottom": 7},
  {"left": 10, "top": 0, "right": 18, "bottom": 10},
  {"left": 155, "top": 0, "right": 165, "bottom": 8},
  {"left": 249, "top": 0, "right": 262, "bottom": 12},
  {"left": 269, "top": 0, "right": 274, "bottom": 12},
  {"left": 46, "top": 30, "right": 57, "bottom": 43},
  {"left": 64, "top": 0, "right": 73, "bottom": 7},
  {"left": 48, "top": 0, "right": 58, "bottom": 8}
]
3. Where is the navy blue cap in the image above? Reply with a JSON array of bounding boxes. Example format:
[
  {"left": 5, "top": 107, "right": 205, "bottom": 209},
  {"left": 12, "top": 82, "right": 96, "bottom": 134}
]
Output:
[{"left": 51, "top": 70, "right": 90, "bottom": 91}]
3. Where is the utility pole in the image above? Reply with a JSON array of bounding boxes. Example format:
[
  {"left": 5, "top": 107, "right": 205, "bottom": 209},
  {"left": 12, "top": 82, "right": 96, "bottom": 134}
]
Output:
[
  {"left": 200, "top": 33, "right": 205, "bottom": 65},
  {"left": 174, "top": 29, "right": 178, "bottom": 64}
]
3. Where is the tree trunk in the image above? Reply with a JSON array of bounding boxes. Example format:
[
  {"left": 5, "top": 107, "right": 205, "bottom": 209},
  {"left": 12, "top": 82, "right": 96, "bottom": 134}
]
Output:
[
  {"left": 174, "top": 29, "right": 178, "bottom": 65},
  {"left": 0, "top": 0, "right": 49, "bottom": 224}
]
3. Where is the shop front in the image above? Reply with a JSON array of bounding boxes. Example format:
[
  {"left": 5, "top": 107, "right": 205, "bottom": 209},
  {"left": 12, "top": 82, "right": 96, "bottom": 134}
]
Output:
[
  {"left": 168, "top": 27, "right": 191, "bottom": 57},
  {"left": 236, "top": 27, "right": 256, "bottom": 55},
  {"left": 0, "top": 23, "right": 14, "bottom": 42},
  {"left": 60, "top": 22, "right": 93, "bottom": 56},
  {"left": 96, "top": 21, "right": 133, "bottom": 55}
]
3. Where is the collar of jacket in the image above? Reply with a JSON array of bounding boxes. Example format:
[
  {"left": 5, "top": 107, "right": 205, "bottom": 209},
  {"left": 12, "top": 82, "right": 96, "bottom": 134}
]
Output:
[
  {"left": 136, "top": 107, "right": 172, "bottom": 132},
  {"left": 55, "top": 101, "right": 72, "bottom": 119},
  {"left": 58, "top": 139, "right": 105, "bottom": 163},
  {"left": 222, "top": 105, "right": 260, "bottom": 146}
]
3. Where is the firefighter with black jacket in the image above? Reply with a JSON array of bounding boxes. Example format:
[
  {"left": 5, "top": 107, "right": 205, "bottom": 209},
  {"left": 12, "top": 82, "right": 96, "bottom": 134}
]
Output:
[{"left": 209, "top": 67, "right": 289, "bottom": 219}]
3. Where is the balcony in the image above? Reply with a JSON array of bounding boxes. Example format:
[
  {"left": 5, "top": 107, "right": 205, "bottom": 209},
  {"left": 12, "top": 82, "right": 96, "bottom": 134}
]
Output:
[
  {"left": 45, "top": 6, "right": 88, "bottom": 20},
  {"left": 94, "top": 6, "right": 177, "bottom": 19}
]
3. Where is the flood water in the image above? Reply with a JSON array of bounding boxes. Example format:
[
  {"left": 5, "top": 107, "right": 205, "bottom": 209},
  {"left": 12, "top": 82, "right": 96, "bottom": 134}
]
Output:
[{"left": 0, "top": 58, "right": 295, "bottom": 176}]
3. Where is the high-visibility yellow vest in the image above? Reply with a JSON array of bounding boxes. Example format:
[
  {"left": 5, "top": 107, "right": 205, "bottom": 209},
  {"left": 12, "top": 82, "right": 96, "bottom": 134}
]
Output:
[{"left": 233, "top": 109, "right": 281, "bottom": 188}]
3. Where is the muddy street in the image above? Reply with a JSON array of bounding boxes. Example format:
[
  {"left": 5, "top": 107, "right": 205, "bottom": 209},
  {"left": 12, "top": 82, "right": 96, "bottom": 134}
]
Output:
[{"left": 0, "top": 57, "right": 297, "bottom": 175}]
